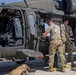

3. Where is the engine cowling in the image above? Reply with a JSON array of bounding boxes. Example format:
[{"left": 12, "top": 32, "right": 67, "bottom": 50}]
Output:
[{"left": 53, "top": 0, "right": 76, "bottom": 14}]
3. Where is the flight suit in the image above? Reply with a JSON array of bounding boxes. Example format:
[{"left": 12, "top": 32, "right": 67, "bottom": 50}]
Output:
[{"left": 46, "top": 24, "right": 65, "bottom": 69}]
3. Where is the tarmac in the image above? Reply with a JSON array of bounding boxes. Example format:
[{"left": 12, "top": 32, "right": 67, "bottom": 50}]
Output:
[{"left": 0, "top": 53, "right": 76, "bottom": 75}]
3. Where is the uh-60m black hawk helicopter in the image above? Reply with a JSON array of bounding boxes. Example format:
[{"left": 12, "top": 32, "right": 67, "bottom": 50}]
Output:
[{"left": 0, "top": 0, "right": 76, "bottom": 64}]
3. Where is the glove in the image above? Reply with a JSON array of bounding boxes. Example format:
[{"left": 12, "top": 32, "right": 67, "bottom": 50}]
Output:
[{"left": 61, "top": 38, "right": 66, "bottom": 43}]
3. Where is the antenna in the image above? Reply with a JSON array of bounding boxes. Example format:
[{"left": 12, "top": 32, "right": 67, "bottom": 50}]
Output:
[{"left": 24, "top": 0, "right": 28, "bottom": 8}]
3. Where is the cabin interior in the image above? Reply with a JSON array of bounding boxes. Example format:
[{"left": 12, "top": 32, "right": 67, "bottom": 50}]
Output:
[{"left": 0, "top": 8, "right": 24, "bottom": 47}]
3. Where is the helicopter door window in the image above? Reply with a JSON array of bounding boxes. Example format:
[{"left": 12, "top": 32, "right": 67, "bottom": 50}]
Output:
[{"left": 28, "top": 15, "right": 36, "bottom": 36}]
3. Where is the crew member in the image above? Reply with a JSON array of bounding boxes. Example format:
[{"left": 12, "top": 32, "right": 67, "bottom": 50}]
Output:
[
  {"left": 61, "top": 18, "right": 75, "bottom": 68},
  {"left": 42, "top": 19, "right": 65, "bottom": 72}
]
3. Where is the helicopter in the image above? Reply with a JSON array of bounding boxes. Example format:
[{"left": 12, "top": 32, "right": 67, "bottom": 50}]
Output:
[{"left": 0, "top": 0, "right": 76, "bottom": 64}]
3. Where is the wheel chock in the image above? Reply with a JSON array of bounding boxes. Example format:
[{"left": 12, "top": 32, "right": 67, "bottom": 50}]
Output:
[
  {"left": 65, "top": 64, "right": 71, "bottom": 68},
  {"left": 53, "top": 67, "right": 57, "bottom": 71}
]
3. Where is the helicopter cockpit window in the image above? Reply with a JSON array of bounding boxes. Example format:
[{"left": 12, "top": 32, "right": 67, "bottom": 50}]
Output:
[
  {"left": 28, "top": 15, "right": 36, "bottom": 36},
  {"left": 0, "top": 9, "right": 24, "bottom": 47}
]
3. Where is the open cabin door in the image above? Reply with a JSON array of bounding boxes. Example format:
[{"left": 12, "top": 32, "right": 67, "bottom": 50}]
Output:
[
  {"left": 16, "top": 11, "right": 43, "bottom": 58},
  {"left": 25, "top": 11, "right": 37, "bottom": 49}
]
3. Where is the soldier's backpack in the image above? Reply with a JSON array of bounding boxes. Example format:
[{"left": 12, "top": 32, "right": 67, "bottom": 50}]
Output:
[{"left": 9, "top": 64, "right": 30, "bottom": 75}]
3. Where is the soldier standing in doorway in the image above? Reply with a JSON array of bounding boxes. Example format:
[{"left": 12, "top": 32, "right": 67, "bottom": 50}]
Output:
[{"left": 42, "top": 19, "right": 65, "bottom": 72}]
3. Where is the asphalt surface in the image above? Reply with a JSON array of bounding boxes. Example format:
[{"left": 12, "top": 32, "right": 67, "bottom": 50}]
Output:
[{"left": 0, "top": 58, "right": 76, "bottom": 75}]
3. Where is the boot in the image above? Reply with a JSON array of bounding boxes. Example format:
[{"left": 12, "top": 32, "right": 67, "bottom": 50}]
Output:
[
  {"left": 60, "top": 67, "right": 65, "bottom": 72},
  {"left": 47, "top": 68, "right": 54, "bottom": 72}
]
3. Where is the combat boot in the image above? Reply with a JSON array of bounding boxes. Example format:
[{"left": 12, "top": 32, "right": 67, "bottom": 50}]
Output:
[
  {"left": 60, "top": 67, "right": 65, "bottom": 72},
  {"left": 47, "top": 68, "right": 54, "bottom": 72}
]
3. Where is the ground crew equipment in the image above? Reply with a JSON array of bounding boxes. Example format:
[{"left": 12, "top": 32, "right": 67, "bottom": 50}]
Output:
[
  {"left": 9, "top": 64, "right": 30, "bottom": 75},
  {"left": 53, "top": 67, "right": 57, "bottom": 71}
]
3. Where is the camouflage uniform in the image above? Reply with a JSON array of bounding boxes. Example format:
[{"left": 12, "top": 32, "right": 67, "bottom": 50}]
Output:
[
  {"left": 60, "top": 24, "right": 74, "bottom": 65},
  {"left": 65, "top": 41, "right": 74, "bottom": 64},
  {"left": 60, "top": 24, "right": 66, "bottom": 53},
  {"left": 65, "top": 25, "right": 74, "bottom": 64},
  {"left": 46, "top": 24, "right": 65, "bottom": 68}
]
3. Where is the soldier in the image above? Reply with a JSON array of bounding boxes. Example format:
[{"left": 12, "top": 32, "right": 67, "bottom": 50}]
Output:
[
  {"left": 42, "top": 19, "right": 65, "bottom": 72},
  {"left": 61, "top": 18, "right": 76, "bottom": 68}
]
